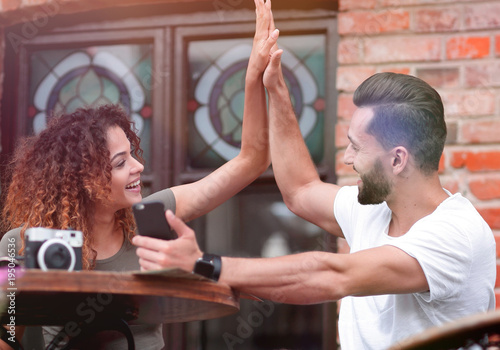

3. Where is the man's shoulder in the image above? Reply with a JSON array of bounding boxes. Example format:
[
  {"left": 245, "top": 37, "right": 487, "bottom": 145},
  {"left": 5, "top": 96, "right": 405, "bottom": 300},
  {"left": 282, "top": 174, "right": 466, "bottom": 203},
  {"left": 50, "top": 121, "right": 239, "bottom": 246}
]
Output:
[
  {"left": 438, "top": 193, "right": 486, "bottom": 224},
  {"left": 427, "top": 192, "right": 493, "bottom": 245}
]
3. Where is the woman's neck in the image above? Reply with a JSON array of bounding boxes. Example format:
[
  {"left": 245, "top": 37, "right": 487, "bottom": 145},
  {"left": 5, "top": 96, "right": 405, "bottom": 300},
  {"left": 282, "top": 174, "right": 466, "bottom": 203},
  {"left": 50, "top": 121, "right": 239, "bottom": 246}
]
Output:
[{"left": 92, "top": 211, "right": 125, "bottom": 260}]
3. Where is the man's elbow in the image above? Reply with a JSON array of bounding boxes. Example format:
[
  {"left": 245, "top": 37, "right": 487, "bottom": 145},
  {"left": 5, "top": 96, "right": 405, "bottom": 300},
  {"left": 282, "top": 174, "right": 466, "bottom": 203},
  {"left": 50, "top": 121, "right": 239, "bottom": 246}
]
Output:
[
  {"left": 281, "top": 194, "right": 302, "bottom": 218},
  {"left": 281, "top": 187, "right": 314, "bottom": 221}
]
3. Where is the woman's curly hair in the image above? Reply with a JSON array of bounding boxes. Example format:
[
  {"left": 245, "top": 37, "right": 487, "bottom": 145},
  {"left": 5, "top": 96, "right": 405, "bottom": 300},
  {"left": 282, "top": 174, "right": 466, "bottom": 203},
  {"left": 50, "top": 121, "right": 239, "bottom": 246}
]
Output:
[{"left": 1, "top": 105, "right": 144, "bottom": 270}]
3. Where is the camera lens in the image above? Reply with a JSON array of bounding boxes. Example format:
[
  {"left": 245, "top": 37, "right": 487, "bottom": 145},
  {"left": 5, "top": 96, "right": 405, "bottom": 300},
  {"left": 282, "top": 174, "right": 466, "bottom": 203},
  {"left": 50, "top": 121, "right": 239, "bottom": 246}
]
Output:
[
  {"left": 43, "top": 244, "right": 72, "bottom": 269},
  {"left": 37, "top": 238, "right": 76, "bottom": 271}
]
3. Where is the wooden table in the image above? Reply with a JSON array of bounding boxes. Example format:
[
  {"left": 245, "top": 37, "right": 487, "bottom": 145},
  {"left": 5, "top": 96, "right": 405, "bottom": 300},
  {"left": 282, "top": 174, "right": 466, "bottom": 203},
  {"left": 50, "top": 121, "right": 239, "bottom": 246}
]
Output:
[
  {"left": 388, "top": 309, "right": 500, "bottom": 350},
  {"left": 1, "top": 269, "right": 240, "bottom": 326}
]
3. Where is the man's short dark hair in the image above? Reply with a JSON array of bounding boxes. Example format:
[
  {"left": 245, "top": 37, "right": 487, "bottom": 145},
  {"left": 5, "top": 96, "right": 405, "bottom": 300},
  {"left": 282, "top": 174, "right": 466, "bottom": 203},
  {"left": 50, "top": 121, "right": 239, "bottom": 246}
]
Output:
[{"left": 353, "top": 72, "right": 446, "bottom": 175}]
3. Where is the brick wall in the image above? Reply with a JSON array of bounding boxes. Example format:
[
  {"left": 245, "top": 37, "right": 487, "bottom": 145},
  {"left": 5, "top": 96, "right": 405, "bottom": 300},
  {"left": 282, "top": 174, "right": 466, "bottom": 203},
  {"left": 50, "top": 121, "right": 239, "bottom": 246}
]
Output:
[{"left": 336, "top": 0, "right": 500, "bottom": 305}]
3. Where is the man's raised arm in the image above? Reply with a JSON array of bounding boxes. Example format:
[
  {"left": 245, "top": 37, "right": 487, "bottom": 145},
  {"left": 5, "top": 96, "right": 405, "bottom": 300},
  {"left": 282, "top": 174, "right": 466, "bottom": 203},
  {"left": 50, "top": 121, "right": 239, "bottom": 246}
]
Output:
[{"left": 263, "top": 50, "right": 342, "bottom": 236}]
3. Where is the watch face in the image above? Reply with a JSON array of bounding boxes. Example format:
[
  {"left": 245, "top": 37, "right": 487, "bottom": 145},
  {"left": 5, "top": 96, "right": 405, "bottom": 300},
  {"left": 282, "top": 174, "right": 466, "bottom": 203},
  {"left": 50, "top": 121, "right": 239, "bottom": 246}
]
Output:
[{"left": 194, "top": 260, "right": 214, "bottom": 278}]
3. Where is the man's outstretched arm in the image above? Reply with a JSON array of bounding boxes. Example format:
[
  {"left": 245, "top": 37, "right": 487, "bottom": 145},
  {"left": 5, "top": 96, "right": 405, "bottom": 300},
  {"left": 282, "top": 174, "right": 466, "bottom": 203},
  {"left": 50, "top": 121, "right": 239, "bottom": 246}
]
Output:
[{"left": 133, "top": 210, "right": 429, "bottom": 304}]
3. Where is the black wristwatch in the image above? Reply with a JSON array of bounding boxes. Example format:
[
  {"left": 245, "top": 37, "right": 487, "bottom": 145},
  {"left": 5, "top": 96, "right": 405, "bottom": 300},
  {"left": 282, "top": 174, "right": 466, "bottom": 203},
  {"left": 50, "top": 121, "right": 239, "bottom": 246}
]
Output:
[{"left": 193, "top": 253, "right": 221, "bottom": 281}]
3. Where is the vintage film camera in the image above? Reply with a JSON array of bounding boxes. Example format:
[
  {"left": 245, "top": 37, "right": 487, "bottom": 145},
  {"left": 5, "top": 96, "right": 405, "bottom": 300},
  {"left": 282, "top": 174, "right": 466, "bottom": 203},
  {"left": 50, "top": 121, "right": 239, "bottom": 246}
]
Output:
[{"left": 24, "top": 228, "right": 83, "bottom": 271}]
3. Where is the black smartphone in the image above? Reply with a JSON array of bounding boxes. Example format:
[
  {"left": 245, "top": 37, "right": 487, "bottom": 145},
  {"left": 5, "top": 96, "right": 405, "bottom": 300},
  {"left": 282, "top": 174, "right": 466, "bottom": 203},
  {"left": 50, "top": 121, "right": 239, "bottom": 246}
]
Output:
[{"left": 132, "top": 201, "right": 177, "bottom": 240}]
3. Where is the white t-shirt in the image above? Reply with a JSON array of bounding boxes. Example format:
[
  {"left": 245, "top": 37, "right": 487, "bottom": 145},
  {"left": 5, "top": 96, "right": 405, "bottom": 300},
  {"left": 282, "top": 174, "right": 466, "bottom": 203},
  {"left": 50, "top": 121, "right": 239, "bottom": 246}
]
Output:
[{"left": 334, "top": 186, "right": 496, "bottom": 350}]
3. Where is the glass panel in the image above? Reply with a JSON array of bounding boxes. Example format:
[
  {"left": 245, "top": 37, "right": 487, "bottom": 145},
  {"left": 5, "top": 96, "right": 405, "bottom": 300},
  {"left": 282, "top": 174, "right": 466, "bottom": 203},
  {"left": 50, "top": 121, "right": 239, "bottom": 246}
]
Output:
[
  {"left": 28, "top": 44, "right": 153, "bottom": 172},
  {"left": 201, "top": 192, "right": 326, "bottom": 349},
  {"left": 188, "top": 34, "right": 326, "bottom": 168}
]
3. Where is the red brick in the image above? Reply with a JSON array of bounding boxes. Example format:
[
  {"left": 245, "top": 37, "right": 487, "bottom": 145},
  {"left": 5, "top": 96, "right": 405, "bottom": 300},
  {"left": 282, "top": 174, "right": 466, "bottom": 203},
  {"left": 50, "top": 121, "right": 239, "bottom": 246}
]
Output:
[
  {"left": 416, "top": 67, "right": 459, "bottom": 88},
  {"left": 451, "top": 151, "right": 500, "bottom": 172},
  {"left": 440, "top": 90, "right": 495, "bottom": 117},
  {"left": 339, "top": 0, "right": 376, "bottom": 11},
  {"left": 338, "top": 9, "right": 409, "bottom": 35},
  {"left": 477, "top": 207, "right": 500, "bottom": 230},
  {"left": 365, "top": 37, "right": 441, "bottom": 63},
  {"left": 337, "top": 93, "right": 356, "bottom": 120},
  {"left": 336, "top": 66, "right": 376, "bottom": 92},
  {"left": 415, "top": 8, "right": 460, "bottom": 33},
  {"left": 438, "top": 154, "right": 445, "bottom": 174},
  {"left": 465, "top": 63, "right": 500, "bottom": 88},
  {"left": 469, "top": 174, "right": 500, "bottom": 200},
  {"left": 495, "top": 233, "right": 500, "bottom": 258},
  {"left": 379, "top": 67, "right": 411, "bottom": 75},
  {"left": 338, "top": 38, "right": 361, "bottom": 64},
  {"left": 462, "top": 120, "right": 500, "bottom": 144},
  {"left": 380, "top": 0, "right": 445, "bottom": 5},
  {"left": 496, "top": 265, "right": 500, "bottom": 288},
  {"left": 496, "top": 291, "right": 500, "bottom": 309},
  {"left": 496, "top": 35, "right": 500, "bottom": 57},
  {"left": 446, "top": 36, "right": 490, "bottom": 60},
  {"left": 465, "top": 3, "right": 500, "bottom": 30}
]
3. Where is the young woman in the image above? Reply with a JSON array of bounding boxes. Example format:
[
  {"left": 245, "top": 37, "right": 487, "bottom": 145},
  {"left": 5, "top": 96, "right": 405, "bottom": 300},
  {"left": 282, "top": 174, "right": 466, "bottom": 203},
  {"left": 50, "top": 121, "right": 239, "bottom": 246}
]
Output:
[{"left": 0, "top": 1, "right": 278, "bottom": 348}]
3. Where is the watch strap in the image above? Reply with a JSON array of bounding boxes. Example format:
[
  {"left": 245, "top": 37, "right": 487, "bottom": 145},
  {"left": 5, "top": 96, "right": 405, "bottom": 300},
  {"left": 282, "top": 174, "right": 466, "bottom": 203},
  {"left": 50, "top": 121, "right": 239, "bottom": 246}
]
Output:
[
  {"left": 206, "top": 253, "right": 221, "bottom": 282},
  {"left": 195, "top": 253, "right": 221, "bottom": 281}
]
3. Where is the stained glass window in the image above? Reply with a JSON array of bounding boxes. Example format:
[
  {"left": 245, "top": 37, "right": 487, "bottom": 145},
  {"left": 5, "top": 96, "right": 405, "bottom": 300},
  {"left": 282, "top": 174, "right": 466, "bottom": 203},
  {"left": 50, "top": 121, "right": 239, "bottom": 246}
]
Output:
[
  {"left": 188, "top": 34, "right": 326, "bottom": 169},
  {"left": 28, "top": 44, "right": 153, "bottom": 171}
]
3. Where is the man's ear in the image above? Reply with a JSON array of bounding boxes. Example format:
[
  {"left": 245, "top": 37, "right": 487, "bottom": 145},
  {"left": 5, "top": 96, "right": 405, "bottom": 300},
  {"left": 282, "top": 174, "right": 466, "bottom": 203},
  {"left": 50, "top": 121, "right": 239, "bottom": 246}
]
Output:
[{"left": 391, "top": 147, "right": 409, "bottom": 175}]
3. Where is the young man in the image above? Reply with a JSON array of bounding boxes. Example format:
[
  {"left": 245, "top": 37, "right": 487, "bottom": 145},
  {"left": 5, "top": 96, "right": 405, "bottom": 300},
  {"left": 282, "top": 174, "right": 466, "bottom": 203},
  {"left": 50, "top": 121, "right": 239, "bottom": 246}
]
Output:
[{"left": 133, "top": 7, "right": 496, "bottom": 350}]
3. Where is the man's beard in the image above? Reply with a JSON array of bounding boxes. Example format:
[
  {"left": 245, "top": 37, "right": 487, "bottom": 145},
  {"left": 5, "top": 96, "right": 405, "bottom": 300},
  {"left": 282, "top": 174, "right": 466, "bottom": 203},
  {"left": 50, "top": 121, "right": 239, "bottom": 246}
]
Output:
[{"left": 358, "top": 159, "right": 392, "bottom": 205}]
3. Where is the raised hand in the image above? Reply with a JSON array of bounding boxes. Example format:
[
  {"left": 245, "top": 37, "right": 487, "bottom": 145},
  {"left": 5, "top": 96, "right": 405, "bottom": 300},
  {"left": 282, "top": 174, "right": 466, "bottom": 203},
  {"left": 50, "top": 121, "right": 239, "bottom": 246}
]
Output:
[
  {"left": 263, "top": 48, "right": 285, "bottom": 92},
  {"left": 248, "top": 0, "right": 280, "bottom": 76}
]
